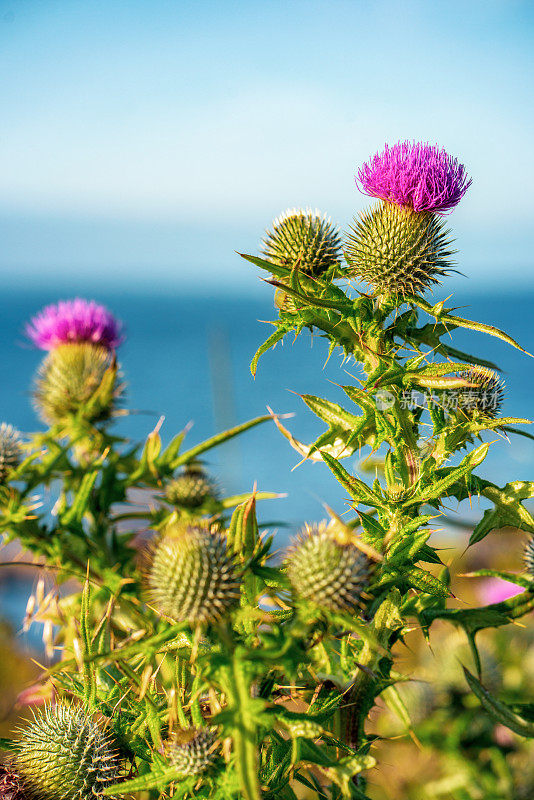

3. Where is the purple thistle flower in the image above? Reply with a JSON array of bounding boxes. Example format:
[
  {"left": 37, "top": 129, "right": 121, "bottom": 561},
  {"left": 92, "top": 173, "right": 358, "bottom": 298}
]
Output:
[
  {"left": 478, "top": 578, "right": 522, "bottom": 606},
  {"left": 356, "top": 141, "right": 472, "bottom": 213},
  {"left": 26, "top": 298, "right": 123, "bottom": 351}
]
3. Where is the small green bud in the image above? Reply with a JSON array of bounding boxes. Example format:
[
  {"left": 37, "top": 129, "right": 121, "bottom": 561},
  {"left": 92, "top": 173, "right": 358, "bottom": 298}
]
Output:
[
  {"left": 147, "top": 526, "right": 239, "bottom": 624},
  {"left": 455, "top": 366, "right": 504, "bottom": 418},
  {"left": 286, "top": 523, "right": 372, "bottom": 614},
  {"left": 14, "top": 704, "right": 121, "bottom": 800},
  {"left": 33, "top": 343, "right": 121, "bottom": 425},
  {"left": 0, "top": 423, "right": 22, "bottom": 482},
  {"left": 345, "top": 202, "right": 454, "bottom": 297},
  {"left": 262, "top": 208, "right": 342, "bottom": 278},
  {"left": 165, "top": 465, "right": 216, "bottom": 509},
  {"left": 167, "top": 728, "right": 218, "bottom": 776},
  {"left": 386, "top": 484, "right": 409, "bottom": 503}
]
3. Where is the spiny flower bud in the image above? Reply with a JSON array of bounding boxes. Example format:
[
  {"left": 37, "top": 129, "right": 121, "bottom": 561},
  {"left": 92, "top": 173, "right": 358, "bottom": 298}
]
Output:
[
  {"left": 345, "top": 203, "right": 454, "bottom": 297},
  {"left": 286, "top": 523, "right": 372, "bottom": 614},
  {"left": 524, "top": 536, "right": 534, "bottom": 577},
  {"left": 13, "top": 704, "right": 121, "bottom": 800},
  {"left": 165, "top": 465, "right": 216, "bottom": 509},
  {"left": 386, "top": 484, "right": 409, "bottom": 503},
  {"left": 167, "top": 729, "right": 218, "bottom": 776},
  {"left": 0, "top": 424, "right": 22, "bottom": 482},
  {"left": 262, "top": 208, "right": 342, "bottom": 278},
  {"left": 33, "top": 343, "right": 120, "bottom": 425},
  {"left": 147, "top": 526, "right": 239, "bottom": 624},
  {"left": 455, "top": 366, "right": 504, "bottom": 418}
]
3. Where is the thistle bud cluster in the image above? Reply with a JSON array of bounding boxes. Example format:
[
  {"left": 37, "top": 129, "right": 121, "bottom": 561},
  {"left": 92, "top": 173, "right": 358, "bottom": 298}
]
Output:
[{"left": 260, "top": 140, "right": 470, "bottom": 301}]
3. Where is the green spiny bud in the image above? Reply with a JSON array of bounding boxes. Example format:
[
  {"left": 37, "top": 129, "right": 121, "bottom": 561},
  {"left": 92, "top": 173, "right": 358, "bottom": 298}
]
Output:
[
  {"left": 262, "top": 208, "right": 342, "bottom": 278},
  {"left": 0, "top": 424, "right": 22, "bottom": 482},
  {"left": 167, "top": 728, "right": 218, "bottom": 776},
  {"left": 344, "top": 202, "right": 454, "bottom": 296},
  {"left": 286, "top": 523, "right": 372, "bottom": 614},
  {"left": 148, "top": 526, "right": 239, "bottom": 624},
  {"left": 386, "top": 484, "right": 409, "bottom": 503},
  {"left": 33, "top": 343, "right": 121, "bottom": 425},
  {"left": 14, "top": 704, "right": 121, "bottom": 800},
  {"left": 165, "top": 465, "right": 216, "bottom": 509},
  {"left": 455, "top": 366, "right": 504, "bottom": 418}
]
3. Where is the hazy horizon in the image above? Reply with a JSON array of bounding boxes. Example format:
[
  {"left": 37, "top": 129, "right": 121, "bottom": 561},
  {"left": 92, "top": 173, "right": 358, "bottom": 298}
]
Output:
[{"left": 1, "top": 0, "right": 533, "bottom": 291}]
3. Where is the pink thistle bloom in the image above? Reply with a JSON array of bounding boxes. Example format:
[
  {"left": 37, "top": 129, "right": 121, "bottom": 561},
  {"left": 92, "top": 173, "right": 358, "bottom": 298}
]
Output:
[
  {"left": 26, "top": 298, "right": 123, "bottom": 351},
  {"left": 356, "top": 141, "right": 472, "bottom": 213},
  {"left": 478, "top": 578, "right": 522, "bottom": 606}
]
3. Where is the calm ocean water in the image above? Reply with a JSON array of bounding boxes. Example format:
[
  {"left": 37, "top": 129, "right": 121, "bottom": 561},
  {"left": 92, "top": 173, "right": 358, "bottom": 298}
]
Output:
[{"left": 1, "top": 284, "right": 534, "bottom": 648}]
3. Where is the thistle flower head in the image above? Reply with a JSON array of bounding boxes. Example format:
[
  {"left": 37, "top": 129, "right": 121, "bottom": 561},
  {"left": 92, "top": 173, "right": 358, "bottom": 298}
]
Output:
[
  {"left": 0, "top": 423, "right": 22, "bottom": 482},
  {"left": 262, "top": 208, "right": 342, "bottom": 277},
  {"left": 33, "top": 343, "right": 120, "bottom": 425},
  {"left": 167, "top": 728, "right": 218, "bottom": 776},
  {"left": 456, "top": 366, "right": 504, "bottom": 418},
  {"left": 13, "top": 703, "right": 121, "bottom": 800},
  {"left": 26, "top": 299, "right": 123, "bottom": 351},
  {"left": 286, "top": 522, "right": 372, "bottom": 614},
  {"left": 147, "top": 525, "right": 239, "bottom": 625},
  {"left": 165, "top": 464, "right": 217, "bottom": 509},
  {"left": 345, "top": 202, "right": 454, "bottom": 296},
  {"left": 356, "top": 141, "right": 471, "bottom": 213}
]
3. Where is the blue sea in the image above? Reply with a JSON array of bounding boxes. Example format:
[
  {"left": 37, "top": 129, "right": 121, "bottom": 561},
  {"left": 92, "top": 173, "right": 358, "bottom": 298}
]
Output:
[{"left": 1, "top": 285, "right": 534, "bottom": 649}]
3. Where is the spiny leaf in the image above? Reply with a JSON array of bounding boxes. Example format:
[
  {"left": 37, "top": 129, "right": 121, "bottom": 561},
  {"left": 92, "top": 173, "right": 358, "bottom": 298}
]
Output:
[
  {"left": 250, "top": 326, "right": 289, "bottom": 376},
  {"left": 469, "top": 481, "right": 534, "bottom": 545},
  {"left": 463, "top": 668, "right": 534, "bottom": 737},
  {"left": 321, "top": 452, "right": 382, "bottom": 507},
  {"left": 172, "top": 415, "right": 271, "bottom": 468},
  {"left": 407, "top": 294, "right": 532, "bottom": 356}
]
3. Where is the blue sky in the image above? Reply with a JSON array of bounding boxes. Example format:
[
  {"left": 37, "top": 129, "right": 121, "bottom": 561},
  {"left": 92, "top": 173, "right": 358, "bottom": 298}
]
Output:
[{"left": 0, "top": 0, "right": 533, "bottom": 292}]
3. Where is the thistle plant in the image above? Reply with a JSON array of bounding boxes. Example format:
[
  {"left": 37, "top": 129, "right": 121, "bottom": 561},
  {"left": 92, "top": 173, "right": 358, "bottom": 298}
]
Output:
[{"left": 2, "top": 141, "right": 534, "bottom": 800}]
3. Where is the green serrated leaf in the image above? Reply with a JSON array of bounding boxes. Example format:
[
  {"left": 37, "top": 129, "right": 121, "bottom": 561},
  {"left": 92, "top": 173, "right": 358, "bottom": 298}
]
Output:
[{"left": 463, "top": 667, "right": 534, "bottom": 737}]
